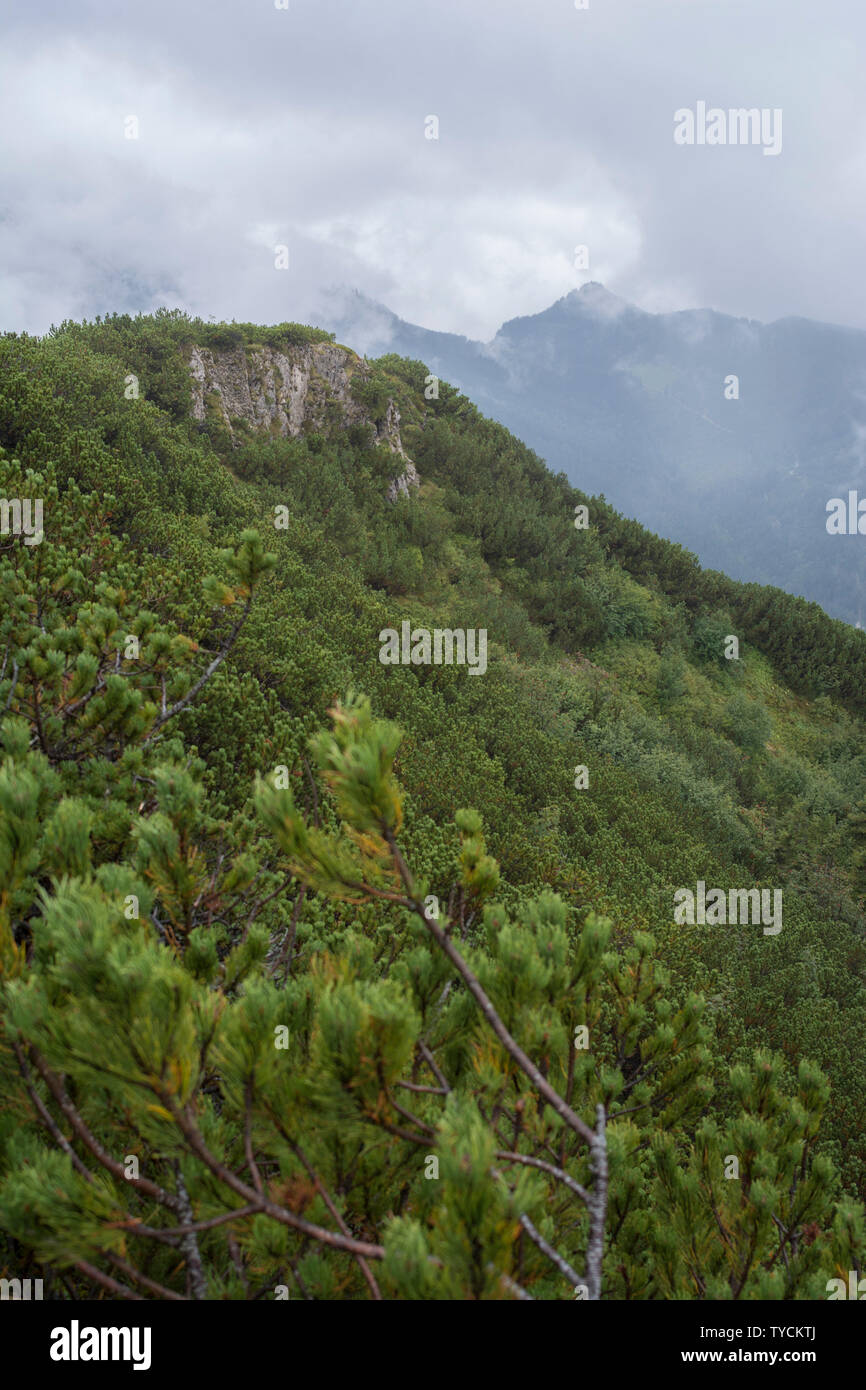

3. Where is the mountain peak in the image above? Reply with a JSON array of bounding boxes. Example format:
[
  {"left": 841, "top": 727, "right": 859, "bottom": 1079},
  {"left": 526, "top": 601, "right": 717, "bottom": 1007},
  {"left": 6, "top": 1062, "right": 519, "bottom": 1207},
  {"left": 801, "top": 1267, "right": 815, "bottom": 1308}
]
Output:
[{"left": 564, "top": 281, "right": 633, "bottom": 318}]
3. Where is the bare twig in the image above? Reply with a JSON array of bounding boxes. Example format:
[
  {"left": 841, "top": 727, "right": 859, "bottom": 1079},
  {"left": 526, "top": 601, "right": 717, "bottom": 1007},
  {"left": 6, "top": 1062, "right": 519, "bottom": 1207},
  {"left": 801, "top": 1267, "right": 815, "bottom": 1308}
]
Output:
[
  {"left": 518, "top": 1212, "right": 585, "bottom": 1291},
  {"left": 175, "top": 1163, "right": 208, "bottom": 1300},
  {"left": 495, "top": 1150, "right": 589, "bottom": 1206},
  {"left": 491, "top": 1266, "right": 534, "bottom": 1301},
  {"left": 584, "top": 1104, "right": 608, "bottom": 1301}
]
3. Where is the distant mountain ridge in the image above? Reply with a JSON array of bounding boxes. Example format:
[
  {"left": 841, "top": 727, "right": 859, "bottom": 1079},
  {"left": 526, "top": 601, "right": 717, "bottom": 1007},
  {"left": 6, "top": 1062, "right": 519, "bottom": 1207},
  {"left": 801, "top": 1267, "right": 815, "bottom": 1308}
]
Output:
[{"left": 323, "top": 283, "right": 866, "bottom": 625}]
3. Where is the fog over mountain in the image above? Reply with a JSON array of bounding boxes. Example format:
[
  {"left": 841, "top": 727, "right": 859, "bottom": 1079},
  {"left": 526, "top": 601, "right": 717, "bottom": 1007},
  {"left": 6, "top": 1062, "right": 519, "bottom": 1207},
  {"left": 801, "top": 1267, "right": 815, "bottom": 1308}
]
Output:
[{"left": 324, "top": 282, "right": 866, "bottom": 624}]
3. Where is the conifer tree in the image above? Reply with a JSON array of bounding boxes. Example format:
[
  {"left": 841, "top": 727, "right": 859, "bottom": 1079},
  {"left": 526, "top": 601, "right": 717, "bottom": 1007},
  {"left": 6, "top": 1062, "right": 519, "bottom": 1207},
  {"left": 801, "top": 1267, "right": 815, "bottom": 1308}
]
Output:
[{"left": 2, "top": 679, "right": 858, "bottom": 1298}]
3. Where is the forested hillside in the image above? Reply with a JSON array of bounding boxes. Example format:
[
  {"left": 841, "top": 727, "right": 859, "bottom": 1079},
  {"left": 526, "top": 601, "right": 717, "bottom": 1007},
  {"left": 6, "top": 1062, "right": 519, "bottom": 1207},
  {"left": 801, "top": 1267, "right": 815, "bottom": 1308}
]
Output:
[{"left": 1, "top": 309, "right": 865, "bottom": 1300}]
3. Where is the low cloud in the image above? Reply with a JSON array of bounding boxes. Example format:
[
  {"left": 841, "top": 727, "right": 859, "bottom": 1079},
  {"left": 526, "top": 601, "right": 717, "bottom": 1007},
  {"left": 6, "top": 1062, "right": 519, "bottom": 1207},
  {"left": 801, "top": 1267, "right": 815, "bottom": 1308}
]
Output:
[{"left": 2, "top": 0, "right": 865, "bottom": 337}]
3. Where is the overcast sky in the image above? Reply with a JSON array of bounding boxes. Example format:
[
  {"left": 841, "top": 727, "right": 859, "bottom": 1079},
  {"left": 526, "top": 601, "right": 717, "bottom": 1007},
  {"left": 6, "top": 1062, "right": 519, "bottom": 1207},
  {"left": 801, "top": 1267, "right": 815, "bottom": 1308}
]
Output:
[{"left": 2, "top": 0, "right": 864, "bottom": 341}]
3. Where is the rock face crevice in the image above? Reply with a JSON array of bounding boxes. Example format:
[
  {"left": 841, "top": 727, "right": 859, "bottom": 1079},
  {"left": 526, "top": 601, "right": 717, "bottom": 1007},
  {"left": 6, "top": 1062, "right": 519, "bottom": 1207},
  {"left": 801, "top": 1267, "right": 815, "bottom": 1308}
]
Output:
[{"left": 188, "top": 342, "right": 418, "bottom": 500}]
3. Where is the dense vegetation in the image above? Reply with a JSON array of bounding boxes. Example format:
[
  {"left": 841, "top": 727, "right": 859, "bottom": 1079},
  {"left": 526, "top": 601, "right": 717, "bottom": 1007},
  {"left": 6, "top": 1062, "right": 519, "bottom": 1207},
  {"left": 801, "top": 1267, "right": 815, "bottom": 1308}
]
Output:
[{"left": 1, "top": 310, "right": 864, "bottom": 1300}]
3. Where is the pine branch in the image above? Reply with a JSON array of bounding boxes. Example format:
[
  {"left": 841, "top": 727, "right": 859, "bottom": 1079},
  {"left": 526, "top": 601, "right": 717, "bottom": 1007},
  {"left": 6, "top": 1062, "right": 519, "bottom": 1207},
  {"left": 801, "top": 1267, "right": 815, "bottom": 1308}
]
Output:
[
  {"left": 161, "top": 1097, "right": 386, "bottom": 1261},
  {"left": 104, "top": 1249, "right": 188, "bottom": 1301},
  {"left": 142, "top": 595, "right": 252, "bottom": 745},
  {"left": 387, "top": 1090, "right": 437, "bottom": 1136},
  {"left": 74, "top": 1258, "right": 144, "bottom": 1301},
  {"left": 1, "top": 658, "right": 18, "bottom": 714},
  {"left": 290, "top": 1141, "right": 382, "bottom": 1302},
  {"left": 395, "top": 1078, "right": 449, "bottom": 1096},
  {"left": 267, "top": 883, "right": 306, "bottom": 980},
  {"left": 12, "top": 1041, "right": 97, "bottom": 1186},
  {"left": 417, "top": 1039, "right": 451, "bottom": 1093},
  {"left": 243, "top": 1084, "right": 264, "bottom": 1197},
  {"left": 29, "top": 1048, "right": 182, "bottom": 1214},
  {"left": 119, "top": 1205, "right": 262, "bottom": 1241},
  {"left": 383, "top": 827, "right": 597, "bottom": 1148}
]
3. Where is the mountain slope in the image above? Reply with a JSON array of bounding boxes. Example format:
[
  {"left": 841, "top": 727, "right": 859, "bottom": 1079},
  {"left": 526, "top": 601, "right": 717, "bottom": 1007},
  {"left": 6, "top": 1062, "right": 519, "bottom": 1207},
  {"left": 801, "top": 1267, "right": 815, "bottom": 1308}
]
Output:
[
  {"left": 325, "top": 284, "right": 866, "bottom": 625},
  {"left": 1, "top": 309, "right": 864, "bottom": 1300}
]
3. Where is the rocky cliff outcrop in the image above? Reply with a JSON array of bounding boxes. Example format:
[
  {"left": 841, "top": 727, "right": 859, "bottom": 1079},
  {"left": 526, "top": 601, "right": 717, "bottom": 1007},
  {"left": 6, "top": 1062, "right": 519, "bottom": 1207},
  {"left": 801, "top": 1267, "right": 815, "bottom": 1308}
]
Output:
[{"left": 188, "top": 341, "right": 418, "bottom": 500}]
